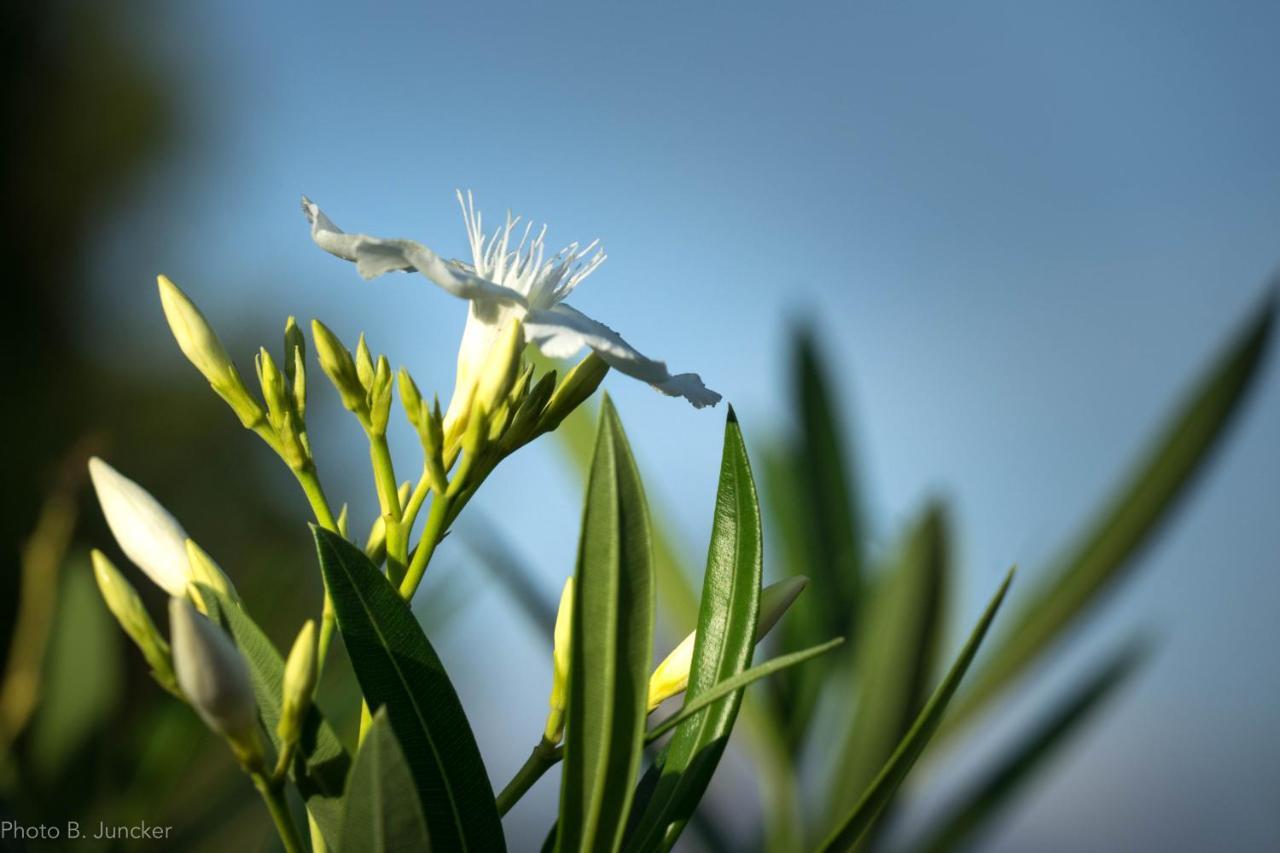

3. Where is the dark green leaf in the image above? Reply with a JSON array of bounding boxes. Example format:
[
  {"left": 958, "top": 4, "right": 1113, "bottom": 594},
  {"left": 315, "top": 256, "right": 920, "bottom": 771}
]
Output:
[
  {"left": 915, "top": 640, "right": 1147, "bottom": 853},
  {"left": 558, "top": 395, "right": 656, "bottom": 853},
  {"left": 821, "top": 568, "right": 1015, "bottom": 852},
  {"left": 624, "top": 408, "right": 764, "bottom": 851},
  {"left": 943, "top": 293, "right": 1273, "bottom": 736},
  {"left": 824, "top": 502, "right": 951, "bottom": 830},
  {"left": 201, "top": 586, "right": 350, "bottom": 849},
  {"left": 340, "top": 708, "right": 432, "bottom": 853},
  {"left": 314, "top": 528, "right": 505, "bottom": 852}
]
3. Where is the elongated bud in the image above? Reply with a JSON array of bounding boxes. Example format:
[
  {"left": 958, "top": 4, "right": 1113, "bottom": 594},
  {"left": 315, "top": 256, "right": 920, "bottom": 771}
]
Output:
[
  {"left": 355, "top": 333, "right": 376, "bottom": 390},
  {"left": 502, "top": 369, "right": 558, "bottom": 451},
  {"left": 423, "top": 397, "right": 448, "bottom": 493},
  {"left": 447, "top": 406, "right": 489, "bottom": 497},
  {"left": 336, "top": 503, "right": 350, "bottom": 538},
  {"left": 647, "top": 577, "right": 809, "bottom": 711},
  {"left": 88, "top": 458, "right": 191, "bottom": 597},
  {"left": 169, "top": 597, "right": 261, "bottom": 764},
  {"left": 474, "top": 321, "right": 525, "bottom": 416},
  {"left": 278, "top": 620, "right": 318, "bottom": 746},
  {"left": 92, "top": 551, "right": 179, "bottom": 695},
  {"left": 257, "top": 348, "right": 289, "bottom": 427},
  {"left": 398, "top": 367, "right": 424, "bottom": 431},
  {"left": 543, "top": 577, "right": 575, "bottom": 743},
  {"left": 157, "top": 275, "right": 263, "bottom": 427},
  {"left": 185, "top": 540, "right": 239, "bottom": 611},
  {"left": 369, "top": 355, "right": 393, "bottom": 435},
  {"left": 539, "top": 353, "right": 609, "bottom": 432},
  {"left": 311, "top": 319, "right": 367, "bottom": 416}
]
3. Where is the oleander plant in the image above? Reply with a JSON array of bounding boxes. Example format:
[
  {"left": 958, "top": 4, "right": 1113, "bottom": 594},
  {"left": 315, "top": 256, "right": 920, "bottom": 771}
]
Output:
[{"left": 48, "top": 192, "right": 1275, "bottom": 851}]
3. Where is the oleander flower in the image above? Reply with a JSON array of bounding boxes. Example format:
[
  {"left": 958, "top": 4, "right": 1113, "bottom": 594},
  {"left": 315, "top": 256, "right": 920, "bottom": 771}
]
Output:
[{"left": 302, "top": 193, "right": 720, "bottom": 432}]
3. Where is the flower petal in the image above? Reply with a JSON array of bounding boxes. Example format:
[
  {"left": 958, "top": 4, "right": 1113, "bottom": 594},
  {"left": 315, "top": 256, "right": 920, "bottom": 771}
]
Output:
[
  {"left": 524, "top": 303, "right": 721, "bottom": 409},
  {"left": 301, "top": 197, "right": 525, "bottom": 306}
]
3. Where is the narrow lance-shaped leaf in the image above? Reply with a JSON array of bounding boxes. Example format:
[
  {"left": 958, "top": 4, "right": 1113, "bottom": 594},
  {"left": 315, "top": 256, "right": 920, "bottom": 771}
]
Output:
[
  {"left": 915, "top": 639, "right": 1147, "bottom": 853},
  {"left": 624, "top": 407, "right": 764, "bottom": 851},
  {"left": 943, "top": 292, "right": 1273, "bottom": 737},
  {"left": 558, "top": 395, "right": 656, "bottom": 853},
  {"left": 199, "top": 587, "right": 349, "bottom": 850},
  {"left": 824, "top": 502, "right": 950, "bottom": 831},
  {"left": 340, "top": 708, "right": 432, "bottom": 853},
  {"left": 821, "top": 568, "right": 1015, "bottom": 852},
  {"left": 314, "top": 528, "right": 505, "bottom": 852}
]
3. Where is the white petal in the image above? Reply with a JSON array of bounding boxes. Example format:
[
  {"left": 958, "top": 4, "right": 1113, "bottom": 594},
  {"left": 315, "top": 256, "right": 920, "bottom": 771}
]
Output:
[
  {"left": 524, "top": 303, "right": 721, "bottom": 409},
  {"left": 301, "top": 197, "right": 526, "bottom": 306},
  {"left": 88, "top": 458, "right": 191, "bottom": 597}
]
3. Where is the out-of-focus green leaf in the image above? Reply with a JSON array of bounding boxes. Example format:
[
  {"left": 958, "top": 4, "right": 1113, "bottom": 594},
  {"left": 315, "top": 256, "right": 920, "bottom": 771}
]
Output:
[
  {"left": 339, "top": 708, "right": 431, "bottom": 853},
  {"left": 821, "top": 569, "right": 1015, "bottom": 853},
  {"left": 824, "top": 502, "right": 950, "bottom": 833},
  {"left": 914, "top": 639, "right": 1147, "bottom": 853},
  {"left": 943, "top": 294, "right": 1274, "bottom": 736},
  {"left": 625, "top": 408, "right": 764, "bottom": 851},
  {"left": 27, "top": 559, "right": 121, "bottom": 784},
  {"left": 314, "top": 528, "right": 505, "bottom": 852},
  {"left": 201, "top": 587, "right": 350, "bottom": 850},
  {"left": 558, "top": 396, "right": 656, "bottom": 853}
]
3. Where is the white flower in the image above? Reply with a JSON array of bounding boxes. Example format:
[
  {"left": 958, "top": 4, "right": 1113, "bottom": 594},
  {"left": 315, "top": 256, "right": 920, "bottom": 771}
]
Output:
[
  {"left": 302, "top": 193, "right": 721, "bottom": 428},
  {"left": 88, "top": 458, "right": 191, "bottom": 597}
]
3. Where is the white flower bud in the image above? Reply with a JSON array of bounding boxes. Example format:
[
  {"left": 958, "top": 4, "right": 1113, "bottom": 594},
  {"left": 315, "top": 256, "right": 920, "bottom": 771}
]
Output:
[
  {"left": 169, "top": 597, "right": 260, "bottom": 750},
  {"left": 88, "top": 458, "right": 191, "bottom": 597}
]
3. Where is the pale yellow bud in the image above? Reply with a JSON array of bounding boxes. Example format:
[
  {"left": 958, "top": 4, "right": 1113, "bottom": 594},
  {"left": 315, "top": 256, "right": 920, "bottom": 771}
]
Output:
[
  {"left": 311, "top": 319, "right": 367, "bottom": 416},
  {"left": 278, "top": 620, "right": 318, "bottom": 746},
  {"left": 91, "top": 551, "right": 178, "bottom": 695},
  {"left": 184, "top": 539, "right": 239, "bottom": 612},
  {"left": 473, "top": 321, "right": 525, "bottom": 417},
  {"left": 543, "top": 577, "right": 575, "bottom": 743}
]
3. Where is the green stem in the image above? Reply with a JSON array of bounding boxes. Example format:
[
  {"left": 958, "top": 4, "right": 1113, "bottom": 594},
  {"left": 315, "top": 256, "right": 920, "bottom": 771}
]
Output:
[
  {"left": 398, "top": 494, "right": 450, "bottom": 600},
  {"left": 401, "top": 469, "right": 431, "bottom": 529},
  {"left": 292, "top": 465, "right": 340, "bottom": 671},
  {"left": 253, "top": 773, "right": 304, "bottom": 853},
  {"left": 367, "top": 434, "right": 402, "bottom": 517},
  {"left": 496, "top": 739, "right": 562, "bottom": 816}
]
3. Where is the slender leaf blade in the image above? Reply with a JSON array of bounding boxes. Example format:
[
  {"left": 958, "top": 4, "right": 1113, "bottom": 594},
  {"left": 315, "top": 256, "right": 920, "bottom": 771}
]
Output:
[
  {"left": 821, "top": 569, "right": 1015, "bottom": 852},
  {"left": 624, "top": 408, "right": 764, "bottom": 851},
  {"left": 558, "top": 395, "right": 656, "bottom": 852},
  {"left": 340, "top": 708, "right": 432, "bottom": 852},
  {"left": 944, "top": 294, "right": 1273, "bottom": 735},
  {"left": 314, "top": 528, "right": 505, "bottom": 852}
]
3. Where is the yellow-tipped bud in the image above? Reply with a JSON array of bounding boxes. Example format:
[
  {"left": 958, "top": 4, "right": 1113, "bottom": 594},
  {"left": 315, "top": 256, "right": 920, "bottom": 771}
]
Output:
[
  {"left": 311, "top": 319, "right": 367, "bottom": 416},
  {"left": 91, "top": 551, "right": 179, "bottom": 695},
  {"left": 539, "top": 353, "right": 609, "bottom": 433},
  {"left": 185, "top": 539, "right": 239, "bottom": 612},
  {"left": 157, "top": 275, "right": 263, "bottom": 427},
  {"left": 355, "top": 333, "right": 376, "bottom": 390},
  {"left": 543, "top": 577, "right": 575, "bottom": 743},
  {"left": 474, "top": 321, "right": 525, "bottom": 417},
  {"left": 336, "top": 503, "right": 350, "bottom": 538},
  {"left": 647, "top": 577, "right": 809, "bottom": 711},
  {"left": 369, "top": 355, "right": 393, "bottom": 435},
  {"left": 398, "top": 367, "right": 424, "bottom": 430},
  {"left": 257, "top": 348, "right": 288, "bottom": 425},
  {"left": 169, "top": 597, "right": 262, "bottom": 765},
  {"left": 284, "top": 316, "right": 307, "bottom": 419},
  {"left": 278, "top": 620, "right": 318, "bottom": 746}
]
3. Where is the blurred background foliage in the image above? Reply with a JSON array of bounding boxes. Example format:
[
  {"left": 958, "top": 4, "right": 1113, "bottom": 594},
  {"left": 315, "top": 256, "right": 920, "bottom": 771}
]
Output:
[{"left": 1, "top": 1, "right": 1277, "bottom": 851}]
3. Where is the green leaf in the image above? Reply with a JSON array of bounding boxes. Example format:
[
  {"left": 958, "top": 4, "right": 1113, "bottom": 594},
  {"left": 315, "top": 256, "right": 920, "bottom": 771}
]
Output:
[
  {"left": 558, "top": 395, "right": 656, "bottom": 853},
  {"left": 313, "top": 528, "right": 505, "bottom": 852},
  {"left": 821, "top": 568, "right": 1015, "bottom": 852},
  {"left": 200, "top": 586, "right": 350, "bottom": 849},
  {"left": 339, "top": 708, "right": 432, "bottom": 853},
  {"left": 914, "top": 639, "right": 1146, "bottom": 853},
  {"left": 943, "top": 293, "right": 1274, "bottom": 736},
  {"left": 624, "top": 407, "right": 765, "bottom": 851},
  {"left": 824, "top": 502, "right": 951, "bottom": 832},
  {"left": 643, "top": 638, "right": 845, "bottom": 745}
]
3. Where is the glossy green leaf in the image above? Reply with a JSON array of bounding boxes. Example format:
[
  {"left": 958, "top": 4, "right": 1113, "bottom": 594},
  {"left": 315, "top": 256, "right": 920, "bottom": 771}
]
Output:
[
  {"left": 821, "top": 568, "right": 1015, "bottom": 852},
  {"left": 314, "top": 528, "right": 504, "bottom": 852},
  {"left": 915, "top": 640, "right": 1146, "bottom": 853},
  {"left": 944, "top": 294, "right": 1273, "bottom": 736},
  {"left": 339, "top": 708, "right": 431, "bottom": 853},
  {"left": 558, "top": 395, "right": 656, "bottom": 853},
  {"left": 624, "top": 408, "right": 764, "bottom": 851},
  {"left": 200, "top": 586, "right": 350, "bottom": 849},
  {"left": 824, "top": 502, "right": 951, "bottom": 831}
]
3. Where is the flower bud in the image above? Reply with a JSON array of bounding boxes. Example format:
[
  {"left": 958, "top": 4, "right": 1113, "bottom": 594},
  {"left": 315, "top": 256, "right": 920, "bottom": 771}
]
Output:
[
  {"left": 543, "top": 577, "right": 575, "bottom": 743},
  {"left": 473, "top": 321, "right": 525, "bottom": 417},
  {"left": 185, "top": 539, "right": 239, "bottom": 609},
  {"left": 311, "top": 319, "right": 367, "bottom": 416},
  {"left": 257, "top": 347, "right": 289, "bottom": 429},
  {"left": 355, "top": 333, "right": 376, "bottom": 391},
  {"left": 88, "top": 457, "right": 191, "bottom": 597},
  {"left": 369, "top": 355, "right": 393, "bottom": 436},
  {"left": 398, "top": 367, "right": 424, "bottom": 431},
  {"left": 647, "top": 577, "right": 809, "bottom": 711},
  {"left": 539, "top": 353, "right": 609, "bottom": 433},
  {"left": 169, "top": 597, "right": 261, "bottom": 762},
  {"left": 501, "top": 369, "right": 557, "bottom": 451},
  {"left": 278, "top": 620, "right": 318, "bottom": 746},
  {"left": 91, "top": 550, "right": 179, "bottom": 695}
]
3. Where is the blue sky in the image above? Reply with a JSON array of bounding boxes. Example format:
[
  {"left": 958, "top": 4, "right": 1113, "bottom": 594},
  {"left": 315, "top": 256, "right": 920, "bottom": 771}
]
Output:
[{"left": 90, "top": 2, "right": 1280, "bottom": 849}]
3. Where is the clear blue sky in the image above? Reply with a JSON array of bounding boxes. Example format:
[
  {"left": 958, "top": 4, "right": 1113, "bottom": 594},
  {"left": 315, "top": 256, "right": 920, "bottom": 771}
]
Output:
[{"left": 90, "top": 2, "right": 1280, "bottom": 849}]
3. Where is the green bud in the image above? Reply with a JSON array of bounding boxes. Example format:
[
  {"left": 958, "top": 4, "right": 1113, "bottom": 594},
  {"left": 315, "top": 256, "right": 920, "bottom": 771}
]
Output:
[
  {"left": 398, "top": 367, "right": 424, "bottom": 431},
  {"left": 543, "top": 576, "right": 574, "bottom": 743},
  {"left": 311, "top": 320, "right": 367, "bottom": 417},
  {"left": 336, "top": 503, "right": 350, "bottom": 538},
  {"left": 91, "top": 551, "right": 179, "bottom": 696},
  {"left": 284, "top": 316, "right": 307, "bottom": 419},
  {"left": 257, "top": 348, "right": 289, "bottom": 429},
  {"left": 369, "top": 355, "right": 393, "bottom": 436},
  {"left": 278, "top": 620, "right": 318, "bottom": 747},
  {"left": 502, "top": 369, "right": 557, "bottom": 452},
  {"left": 540, "top": 353, "right": 609, "bottom": 433},
  {"left": 184, "top": 540, "right": 239, "bottom": 611},
  {"left": 421, "top": 396, "right": 448, "bottom": 494},
  {"left": 447, "top": 407, "right": 489, "bottom": 497},
  {"left": 355, "top": 333, "right": 376, "bottom": 391}
]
